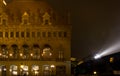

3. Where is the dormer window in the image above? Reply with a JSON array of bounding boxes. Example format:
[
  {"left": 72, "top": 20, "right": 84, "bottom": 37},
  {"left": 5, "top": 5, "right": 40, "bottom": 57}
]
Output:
[
  {"left": 21, "top": 12, "right": 29, "bottom": 25},
  {"left": 42, "top": 12, "right": 51, "bottom": 25},
  {"left": 0, "top": 13, "right": 8, "bottom": 26},
  {"left": 2, "top": 19, "right": 6, "bottom": 25}
]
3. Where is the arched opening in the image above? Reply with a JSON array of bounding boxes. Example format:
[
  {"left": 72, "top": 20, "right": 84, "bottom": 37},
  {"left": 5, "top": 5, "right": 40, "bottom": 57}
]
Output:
[
  {"left": 20, "top": 64, "right": 29, "bottom": 76},
  {"left": 0, "top": 65, "right": 7, "bottom": 76},
  {"left": 32, "top": 44, "right": 40, "bottom": 59},
  {"left": 11, "top": 44, "right": 18, "bottom": 59},
  {"left": 43, "top": 65, "right": 50, "bottom": 76},
  {"left": 1, "top": 44, "right": 8, "bottom": 59},
  {"left": 22, "top": 44, "right": 29, "bottom": 59},
  {"left": 10, "top": 65, "right": 18, "bottom": 76},
  {"left": 42, "top": 44, "right": 52, "bottom": 60},
  {"left": 31, "top": 65, "right": 39, "bottom": 75}
]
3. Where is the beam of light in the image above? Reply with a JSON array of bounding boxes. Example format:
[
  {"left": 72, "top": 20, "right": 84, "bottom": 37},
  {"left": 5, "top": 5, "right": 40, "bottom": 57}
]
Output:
[
  {"left": 94, "top": 41, "right": 120, "bottom": 59},
  {"left": 3, "top": 0, "right": 7, "bottom": 6}
]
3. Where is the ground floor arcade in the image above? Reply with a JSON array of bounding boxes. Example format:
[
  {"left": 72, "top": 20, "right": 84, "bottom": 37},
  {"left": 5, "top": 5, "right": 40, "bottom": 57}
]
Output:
[{"left": 0, "top": 61, "right": 71, "bottom": 76}]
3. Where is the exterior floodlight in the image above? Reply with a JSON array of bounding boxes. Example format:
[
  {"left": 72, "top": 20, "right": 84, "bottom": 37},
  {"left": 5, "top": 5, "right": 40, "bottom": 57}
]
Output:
[
  {"left": 3, "top": 0, "right": 7, "bottom": 6},
  {"left": 94, "top": 54, "right": 101, "bottom": 59}
]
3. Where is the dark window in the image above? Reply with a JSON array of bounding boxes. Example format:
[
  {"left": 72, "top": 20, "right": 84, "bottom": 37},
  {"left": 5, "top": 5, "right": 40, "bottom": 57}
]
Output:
[
  {"left": 64, "top": 32, "right": 67, "bottom": 37},
  {"left": 2, "top": 19, "right": 6, "bottom": 25},
  {"left": 23, "top": 19, "right": 27, "bottom": 24},
  {"left": 5, "top": 32, "right": 8, "bottom": 38},
  {"left": 21, "top": 32, "right": 24, "bottom": 38},
  {"left": 45, "top": 20, "right": 48, "bottom": 25},
  {"left": 53, "top": 32, "right": 56, "bottom": 37},
  {"left": 0, "top": 17, "right": 1, "bottom": 23},
  {"left": 32, "top": 32, "right": 35, "bottom": 37},
  {"left": 0, "top": 32, "right": 3, "bottom": 37},
  {"left": 48, "top": 32, "right": 51, "bottom": 37},
  {"left": 37, "top": 32, "right": 40, "bottom": 37},
  {"left": 58, "top": 32, "right": 62, "bottom": 37},
  {"left": 26, "top": 32, "right": 30, "bottom": 38},
  {"left": 10, "top": 32, "right": 14, "bottom": 37},
  {"left": 16, "top": 32, "right": 19, "bottom": 37},
  {"left": 42, "top": 32, "right": 46, "bottom": 37}
]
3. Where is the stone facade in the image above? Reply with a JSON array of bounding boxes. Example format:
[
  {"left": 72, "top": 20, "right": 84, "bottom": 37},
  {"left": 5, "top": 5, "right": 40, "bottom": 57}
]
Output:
[{"left": 0, "top": 0, "right": 71, "bottom": 76}]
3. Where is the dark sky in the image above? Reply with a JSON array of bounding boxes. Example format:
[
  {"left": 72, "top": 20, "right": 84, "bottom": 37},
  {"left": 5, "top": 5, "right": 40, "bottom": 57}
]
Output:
[
  {"left": 5, "top": 0, "right": 120, "bottom": 59},
  {"left": 44, "top": 0, "right": 120, "bottom": 59},
  {"left": 71, "top": 0, "right": 120, "bottom": 59}
]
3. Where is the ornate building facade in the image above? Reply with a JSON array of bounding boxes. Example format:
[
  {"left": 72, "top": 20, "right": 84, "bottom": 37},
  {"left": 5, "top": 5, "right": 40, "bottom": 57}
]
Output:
[{"left": 0, "top": 0, "right": 71, "bottom": 76}]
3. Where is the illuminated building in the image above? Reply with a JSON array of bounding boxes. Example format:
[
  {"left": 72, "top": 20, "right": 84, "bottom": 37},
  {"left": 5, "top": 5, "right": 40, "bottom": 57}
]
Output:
[{"left": 0, "top": 0, "right": 71, "bottom": 76}]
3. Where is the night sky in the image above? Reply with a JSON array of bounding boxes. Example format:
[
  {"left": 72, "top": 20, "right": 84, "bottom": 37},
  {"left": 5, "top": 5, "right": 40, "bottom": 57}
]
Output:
[
  {"left": 5, "top": 0, "right": 120, "bottom": 59},
  {"left": 72, "top": 0, "right": 120, "bottom": 59}
]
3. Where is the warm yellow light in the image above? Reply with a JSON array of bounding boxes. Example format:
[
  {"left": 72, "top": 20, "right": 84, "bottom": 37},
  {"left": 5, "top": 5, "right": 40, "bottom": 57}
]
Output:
[
  {"left": 9, "top": 69, "right": 12, "bottom": 72},
  {"left": 93, "top": 71, "right": 97, "bottom": 75},
  {"left": 50, "top": 53, "right": 52, "bottom": 56},
  {"left": 30, "top": 53, "right": 33, "bottom": 56},
  {"left": 9, "top": 53, "right": 13, "bottom": 56},
  {"left": 20, "top": 53, "right": 23, "bottom": 56},
  {"left": 51, "top": 65, "right": 55, "bottom": 68},
  {"left": 3, "top": 0, "right": 7, "bottom": 6},
  {"left": 35, "top": 71, "right": 39, "bottom": 75},
  {"left": 41, "top": 54, "right": 43, "bottom": 56},
  {"left": 0, "top": 53, "right": 2, "bottom": 56},
  {"left": 20, "top": 65, "right": 24, "bottom": 68},
  {"left": 110, "top": 57, "right": 114, "bottom": 63}
]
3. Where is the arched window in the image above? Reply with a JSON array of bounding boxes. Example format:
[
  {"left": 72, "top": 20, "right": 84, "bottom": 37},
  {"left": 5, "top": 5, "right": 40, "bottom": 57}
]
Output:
[
  {"left": 0, "top": 13, "right": 8, "bottom": 26},
  {"left": 10, "top": 65, "right": 18, "bottom": 76},
  {"left": 11, "top": 44, "right": 18, "bottom": 59},
  {"left": 22, "top": 44, "right": 29, "bottom": 59},
  {"left": 0, "top": 65, "right": 7, "bottom": 76},
  {"left": 32, "top": 44, "right": 40, "bottom": 59},
  {"left": 1, "top": 44, "right": 8, "bottom": 59},
  {"left": 20, "top": 64, "right": 29, "bottom": 75},
  {"left": 42, "top": 44, "right": 52, "bottom": 60},
  {"left": 31, "top": 65, "right": 39, "bottom": 75},
  {"left": 21, "top": 12, "right": 29, "bottom": 25}
]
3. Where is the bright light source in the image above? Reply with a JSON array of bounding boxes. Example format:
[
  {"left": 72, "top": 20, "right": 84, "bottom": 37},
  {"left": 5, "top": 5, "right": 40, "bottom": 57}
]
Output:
[
  {"left": 9, "top": 53, "right": 13, "bottom": 56},
  {"left": 20, "top": 53, "right": 23, "bottom": 56},
  {"left": 3, "top": 0, "right": 7, "bottom": 6},
  {"left": 30, "top": 53, "right": 33, "bottom": 56},
  {"left": 110, "top": 57, "right": 114, "bottom": 63},
  {"left": 12, "top": 71, "right": 18, "bottom": 75},
  {"left": 94, "top": 54, "right": 101, "bottom": 59},
  {"left": 93, "top": 71, "right": 97, "bottom": 75},
  {"left": 51, "top": 65, "right": 55, "bottom": 68},
  {"left": 0, "top": 53, "right": 2, "bottom": 56},
  {"left": 94, "top": 41, "right": 120, "bottom": 59},
  {"left": 35, "top": 71, "right": 39, "bottom": 75}
]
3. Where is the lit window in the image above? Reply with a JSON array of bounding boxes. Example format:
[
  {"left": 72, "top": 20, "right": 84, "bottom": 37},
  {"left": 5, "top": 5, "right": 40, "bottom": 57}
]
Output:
[
  {"left": 42, "top": 47, "right": 52, "bottom": 59},
  {"left": 110, "top": 57, "right": 114, "bottom": 63}
]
